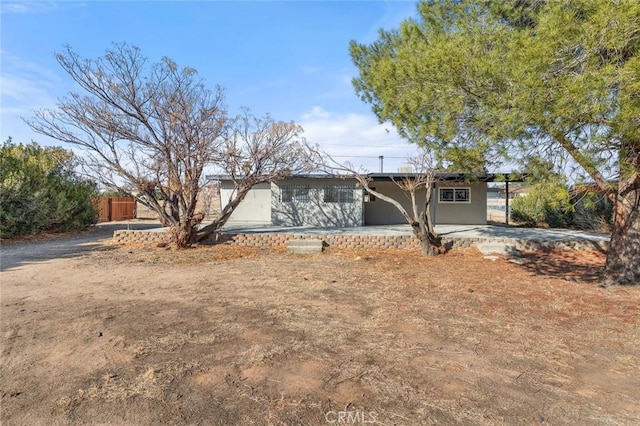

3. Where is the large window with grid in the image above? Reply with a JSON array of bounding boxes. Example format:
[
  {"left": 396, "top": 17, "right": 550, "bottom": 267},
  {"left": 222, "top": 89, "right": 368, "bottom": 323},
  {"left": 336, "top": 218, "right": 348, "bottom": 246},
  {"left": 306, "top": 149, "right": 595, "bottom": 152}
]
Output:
[
  {"left": 280, "top": 185, "right": 310, "bottom": 203},
  {"left": 438, "top": 187, "right": 470, "bottom": 203},
  {"left": 323, "top": 185, "right": 355, "bottom": 203}
]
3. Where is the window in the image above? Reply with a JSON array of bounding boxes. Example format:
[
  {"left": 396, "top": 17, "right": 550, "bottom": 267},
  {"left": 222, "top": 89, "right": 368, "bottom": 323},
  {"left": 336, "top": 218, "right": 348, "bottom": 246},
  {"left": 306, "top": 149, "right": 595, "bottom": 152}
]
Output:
[
  {"left": 323, "top": 185, "right": 355, "bottom": 203},
  {"left": 366, "top": 187, "right": 376, "bottom": 202},
  {"left": 439, "top": 187, "right": 470, "bottom": 203},
  {"left": 280, "top": 185, "right": 309, "bottom": 202}
]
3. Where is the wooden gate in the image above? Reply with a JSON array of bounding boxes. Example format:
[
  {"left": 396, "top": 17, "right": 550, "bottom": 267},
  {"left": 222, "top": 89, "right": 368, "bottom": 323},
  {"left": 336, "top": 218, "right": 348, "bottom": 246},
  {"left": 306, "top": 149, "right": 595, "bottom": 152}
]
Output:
[{"left": 97, "top": 197, "right": 136, "bottom": 223}]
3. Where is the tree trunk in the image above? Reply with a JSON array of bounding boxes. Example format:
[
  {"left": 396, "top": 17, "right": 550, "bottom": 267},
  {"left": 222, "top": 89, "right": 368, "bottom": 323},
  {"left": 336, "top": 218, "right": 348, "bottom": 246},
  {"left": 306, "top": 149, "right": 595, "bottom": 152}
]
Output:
[
  {"left": 194, "top": 182, "right": 255, "bottom": 243},
  {"left": 601, "top": 142, "right": 640, "bottom": 286},
  {"left": 171, "top": 222, "right": 194, "bottom": 249},
  {"left": 418, "top": 182, "right": 445, "bottom": 256},
  {"left": 420, "top": 233, "right": 444, "bottom": 256},
  {"left": 601, "top": 186, "right": 640, "bottom": 286},
  {"left": 413, "top": 221, "right": 444, "bottom": 256}
]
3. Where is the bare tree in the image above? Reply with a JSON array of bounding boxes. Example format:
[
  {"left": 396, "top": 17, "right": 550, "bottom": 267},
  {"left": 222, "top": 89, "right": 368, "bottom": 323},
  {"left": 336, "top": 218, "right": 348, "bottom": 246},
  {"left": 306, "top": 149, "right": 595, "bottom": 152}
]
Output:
[
  {"left": 197, "top": 180, "right": 220, "bottom": 220},
  {"left": 314, "top": 147, "right": 445, "bottom": 256},
  {"left": 195, "top": 110, "right": 317, "bottom": 242},
  {"left": 26, "top": 43, "right": 315, "bottom": 247}
]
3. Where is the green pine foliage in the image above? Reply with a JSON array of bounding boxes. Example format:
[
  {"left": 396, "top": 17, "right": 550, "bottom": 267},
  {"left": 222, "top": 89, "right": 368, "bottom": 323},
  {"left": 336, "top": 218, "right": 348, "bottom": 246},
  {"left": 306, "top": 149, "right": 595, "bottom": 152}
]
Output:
[
  {"left": 571, "top": 187, "right": 614, "bottom": 232},
  {"left": 350, "top": 0, "right": 639, "bottom": 201},
  {"left": 0, "top": 139, "right": 98, "bottom": 238}
]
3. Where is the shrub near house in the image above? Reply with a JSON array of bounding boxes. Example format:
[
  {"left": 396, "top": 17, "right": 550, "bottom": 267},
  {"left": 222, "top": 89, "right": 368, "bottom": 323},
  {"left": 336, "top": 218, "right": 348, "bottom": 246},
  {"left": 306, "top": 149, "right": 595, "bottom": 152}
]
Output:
[
  {"left": 510, "top": 181, "right": 613, "bottom": 231},
  {"left": 510, "top": 182, "right": 574, "bottom": 228}
]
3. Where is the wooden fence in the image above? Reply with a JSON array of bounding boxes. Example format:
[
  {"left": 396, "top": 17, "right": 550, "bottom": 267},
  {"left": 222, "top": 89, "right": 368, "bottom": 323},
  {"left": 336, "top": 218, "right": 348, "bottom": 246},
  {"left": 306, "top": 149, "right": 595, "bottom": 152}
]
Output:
[{"left": 97, "top": 197, "right": 136, "bottom": 223}]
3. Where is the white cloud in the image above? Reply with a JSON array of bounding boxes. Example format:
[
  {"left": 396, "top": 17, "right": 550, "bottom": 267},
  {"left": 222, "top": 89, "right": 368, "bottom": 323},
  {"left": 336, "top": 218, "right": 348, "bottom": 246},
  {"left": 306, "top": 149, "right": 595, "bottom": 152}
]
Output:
[
  {"left": 0, "top": 1, "right": 60, "bottom": 14},
  {"left": 2, "top": 52, "right": 62, "bottom": 83},
  {"left": 1, "top": 3, "right": 28, "bottom": 13},
  {"left": 299, "top": 106, "right": 420, "bottom": 172},
  {"left": 299, "top": 65, "right": 321, "bottom": 74},
  {"left": 301, "top": 106, "right": 331, "bottom": 120},
  {"left": 0, "top": 74, "right": 56, "bottom": 106},
  {"left": 1, "top": 52, "right": 61, "bottom": 107},
  {"left": 0, "top": 52, "right": 61, "bottom": 143}
]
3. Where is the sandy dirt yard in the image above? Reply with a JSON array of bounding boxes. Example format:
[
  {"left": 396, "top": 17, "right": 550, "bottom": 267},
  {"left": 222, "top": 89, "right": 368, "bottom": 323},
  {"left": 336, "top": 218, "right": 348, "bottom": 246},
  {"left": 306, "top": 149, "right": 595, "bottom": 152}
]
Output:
[{"left": 1, "top": 237, "right": 639, "bottom": 425}]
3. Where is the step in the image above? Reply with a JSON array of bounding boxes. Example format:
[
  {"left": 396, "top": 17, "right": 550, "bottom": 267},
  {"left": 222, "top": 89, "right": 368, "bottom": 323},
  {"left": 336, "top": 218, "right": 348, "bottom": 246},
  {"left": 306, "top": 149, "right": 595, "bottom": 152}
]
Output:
[
  {"left": 476, "top": 243, "right": 521, "bottom": 257},
  {"left": 287, "top": 239, "right": 324, "bottom": 254}
]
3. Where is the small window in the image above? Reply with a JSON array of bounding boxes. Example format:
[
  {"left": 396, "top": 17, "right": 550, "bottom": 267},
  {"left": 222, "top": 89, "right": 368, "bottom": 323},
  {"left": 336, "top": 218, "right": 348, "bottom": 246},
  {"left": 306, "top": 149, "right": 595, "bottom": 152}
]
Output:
[
  {"left": 439, "top": 187, "right": 470, "bottom": 203},
  {"left": 324, "top": 185, "right": 354, "bottom": 203},
  {"left": 281, "top": 185, "right": 309, "bottom": 202}
]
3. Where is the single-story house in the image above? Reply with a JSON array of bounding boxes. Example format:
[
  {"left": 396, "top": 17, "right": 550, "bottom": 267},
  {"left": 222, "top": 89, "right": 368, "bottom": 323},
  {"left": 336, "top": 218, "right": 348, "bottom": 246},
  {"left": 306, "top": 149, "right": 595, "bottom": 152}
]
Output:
[{"left": 211, "top": 173, "right": 525, "bottom": 228}]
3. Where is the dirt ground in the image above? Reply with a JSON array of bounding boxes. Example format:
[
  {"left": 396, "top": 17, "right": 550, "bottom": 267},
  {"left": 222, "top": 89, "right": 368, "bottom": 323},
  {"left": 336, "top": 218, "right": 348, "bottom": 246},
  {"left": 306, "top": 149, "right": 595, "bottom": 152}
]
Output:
[{"left": 1, "top": 239, "right": 639, "bottom": 425}]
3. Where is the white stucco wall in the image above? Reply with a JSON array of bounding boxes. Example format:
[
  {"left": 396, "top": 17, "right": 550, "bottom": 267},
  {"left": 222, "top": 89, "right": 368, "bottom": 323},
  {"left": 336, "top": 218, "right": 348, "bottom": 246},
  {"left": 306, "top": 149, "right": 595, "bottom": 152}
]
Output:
[{"left": 219, "top": 182, "right": 271, "bottom": 224}]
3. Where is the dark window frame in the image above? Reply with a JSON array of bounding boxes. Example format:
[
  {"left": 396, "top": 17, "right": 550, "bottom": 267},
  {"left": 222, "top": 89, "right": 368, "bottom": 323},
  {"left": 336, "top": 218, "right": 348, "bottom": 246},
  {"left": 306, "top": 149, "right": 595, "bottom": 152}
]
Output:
[
  {"left": 323, "top": 185, "right": 355, "bottom": 203},
  {"left": 280, "top": 185, "right": 310, "bottom": 203},
  {"left": 438, "top": 187, "right": 471, "bottom": 203}
]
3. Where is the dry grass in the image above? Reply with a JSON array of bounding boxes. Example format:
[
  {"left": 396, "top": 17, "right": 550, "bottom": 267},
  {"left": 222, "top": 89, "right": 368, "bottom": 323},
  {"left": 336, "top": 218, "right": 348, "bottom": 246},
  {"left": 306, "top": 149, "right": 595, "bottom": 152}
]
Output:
[{"left": 1, "top": 244, "right": 638, "bottom": 425}]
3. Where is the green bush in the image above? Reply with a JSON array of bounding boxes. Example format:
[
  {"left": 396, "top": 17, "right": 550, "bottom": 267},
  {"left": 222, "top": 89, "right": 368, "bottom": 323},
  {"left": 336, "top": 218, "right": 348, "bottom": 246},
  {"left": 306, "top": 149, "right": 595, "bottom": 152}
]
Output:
[
  {"left": 511, "top": 182, "right": 574, "bottom": 228},
  {"left": 0, "top": 139, "right": 98, "bottom": 238}
]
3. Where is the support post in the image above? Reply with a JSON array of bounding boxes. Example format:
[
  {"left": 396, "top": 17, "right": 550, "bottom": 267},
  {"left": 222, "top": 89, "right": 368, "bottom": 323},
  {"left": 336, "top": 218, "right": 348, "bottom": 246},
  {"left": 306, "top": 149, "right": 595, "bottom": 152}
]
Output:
[{"left": 505, "top": 180, "right": 510, "bottom": 227}]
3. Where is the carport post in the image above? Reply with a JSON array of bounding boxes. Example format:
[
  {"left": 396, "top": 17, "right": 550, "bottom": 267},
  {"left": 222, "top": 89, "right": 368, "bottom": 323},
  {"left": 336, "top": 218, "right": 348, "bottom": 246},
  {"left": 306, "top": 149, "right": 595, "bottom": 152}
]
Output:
[{"left": 505, "top": 180, "right": 510, "bottom": 227}]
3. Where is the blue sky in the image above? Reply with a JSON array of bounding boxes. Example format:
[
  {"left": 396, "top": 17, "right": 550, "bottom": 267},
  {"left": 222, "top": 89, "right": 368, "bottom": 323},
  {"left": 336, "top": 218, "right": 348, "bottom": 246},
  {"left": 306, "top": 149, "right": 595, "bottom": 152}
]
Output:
[{"left": 1, "top": 0, "right": 423, "bottom": 172}]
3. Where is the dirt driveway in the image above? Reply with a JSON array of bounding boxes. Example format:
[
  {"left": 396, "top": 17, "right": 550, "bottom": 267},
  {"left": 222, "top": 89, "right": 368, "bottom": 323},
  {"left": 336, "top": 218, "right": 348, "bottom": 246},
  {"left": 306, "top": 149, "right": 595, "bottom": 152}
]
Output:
[
  {"left": 1, "top": 233, "right": 639, "bottom": 425},
  {"left": 0, "top": 221, "right": 160, "bottom": 271}
]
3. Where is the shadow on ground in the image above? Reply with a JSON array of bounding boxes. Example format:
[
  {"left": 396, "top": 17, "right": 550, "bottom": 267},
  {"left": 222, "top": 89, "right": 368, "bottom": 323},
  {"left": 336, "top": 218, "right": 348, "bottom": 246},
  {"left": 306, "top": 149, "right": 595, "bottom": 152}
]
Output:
[{"left": 515, "top": 250, "right": 606, "bottom": 284}]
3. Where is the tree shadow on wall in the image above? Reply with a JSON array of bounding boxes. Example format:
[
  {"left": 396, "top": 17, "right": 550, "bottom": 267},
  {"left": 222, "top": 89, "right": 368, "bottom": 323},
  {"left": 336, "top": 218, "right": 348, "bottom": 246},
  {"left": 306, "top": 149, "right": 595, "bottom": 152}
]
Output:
[{"left": 272, "top": 189, "right": 362, "bottom": 228}]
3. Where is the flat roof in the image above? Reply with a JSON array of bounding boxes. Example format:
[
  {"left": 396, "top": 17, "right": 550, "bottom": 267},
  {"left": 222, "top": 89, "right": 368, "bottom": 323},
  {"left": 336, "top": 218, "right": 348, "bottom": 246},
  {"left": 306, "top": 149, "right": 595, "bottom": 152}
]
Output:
[
  {"left": 365, "top": 172, "right": 526, "bottom": 183},
  {"left": 207, "top": 172, "right": 527, "bottom": 183}
]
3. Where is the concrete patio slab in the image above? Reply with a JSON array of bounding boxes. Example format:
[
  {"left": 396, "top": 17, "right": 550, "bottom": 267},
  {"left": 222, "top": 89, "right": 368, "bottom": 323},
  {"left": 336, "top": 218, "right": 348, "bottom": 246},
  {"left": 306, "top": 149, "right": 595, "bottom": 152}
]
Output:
[{"left": 220, "top": 223, "right": 610, "bottom": 244}]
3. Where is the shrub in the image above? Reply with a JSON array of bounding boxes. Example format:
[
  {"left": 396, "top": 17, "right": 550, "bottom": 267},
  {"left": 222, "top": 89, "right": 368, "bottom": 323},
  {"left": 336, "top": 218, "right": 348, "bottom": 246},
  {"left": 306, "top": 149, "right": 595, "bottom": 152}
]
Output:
[
  {"left": 0, "top": 139, "right": 98, "bottom": 238},
  {"left": 511, "top": 182, "right": 574, "bottom": 228}
]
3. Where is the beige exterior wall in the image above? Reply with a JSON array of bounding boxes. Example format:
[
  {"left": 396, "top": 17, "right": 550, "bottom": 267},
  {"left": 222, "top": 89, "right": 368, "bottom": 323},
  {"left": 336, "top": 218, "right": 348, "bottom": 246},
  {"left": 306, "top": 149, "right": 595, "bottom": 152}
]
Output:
[
  {"left": 365, "top": 181, "right": 487, "bottom": 225},
  {"left": 433, "top": 182, "right": 487, "bottom": 225},
  {"left": 364, "top": 182, "right": 420, "bottom": 225}
]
